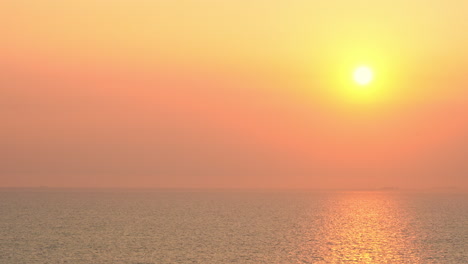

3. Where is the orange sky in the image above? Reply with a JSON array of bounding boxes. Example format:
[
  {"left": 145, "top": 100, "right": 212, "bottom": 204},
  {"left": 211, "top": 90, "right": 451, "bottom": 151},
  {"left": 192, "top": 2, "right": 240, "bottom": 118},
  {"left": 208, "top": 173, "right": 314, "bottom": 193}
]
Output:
[{"left": 1, "top": 0, "right": 467, "bottom": 189}]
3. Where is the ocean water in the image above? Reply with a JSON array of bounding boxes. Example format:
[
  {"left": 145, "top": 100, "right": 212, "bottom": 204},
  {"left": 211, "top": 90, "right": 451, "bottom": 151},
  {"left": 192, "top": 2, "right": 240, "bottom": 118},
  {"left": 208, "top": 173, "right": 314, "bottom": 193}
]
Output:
[{"left": 0, "top": 190, "right": 467, "bottom": 263}]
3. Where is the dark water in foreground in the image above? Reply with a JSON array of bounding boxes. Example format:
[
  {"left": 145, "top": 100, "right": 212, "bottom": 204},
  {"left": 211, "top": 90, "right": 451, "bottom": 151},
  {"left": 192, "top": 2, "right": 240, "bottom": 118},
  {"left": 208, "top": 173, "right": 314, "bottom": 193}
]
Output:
[{"left": 0, "top": 190, "right": 467, "bottom": 263}]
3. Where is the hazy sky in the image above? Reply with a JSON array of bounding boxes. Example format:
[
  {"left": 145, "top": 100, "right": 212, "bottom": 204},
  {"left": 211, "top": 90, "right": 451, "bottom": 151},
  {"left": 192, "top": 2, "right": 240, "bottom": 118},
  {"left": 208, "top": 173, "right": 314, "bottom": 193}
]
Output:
[{"left": 1, "top": 0, "right": 467, "bottom": 189}]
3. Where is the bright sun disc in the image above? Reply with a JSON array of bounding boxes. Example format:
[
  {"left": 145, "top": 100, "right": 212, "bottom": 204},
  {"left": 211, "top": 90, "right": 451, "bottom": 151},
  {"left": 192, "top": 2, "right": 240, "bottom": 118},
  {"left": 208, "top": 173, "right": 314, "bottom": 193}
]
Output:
[{"left": 353, "top": 66, "right": 373, "bottom": 85}]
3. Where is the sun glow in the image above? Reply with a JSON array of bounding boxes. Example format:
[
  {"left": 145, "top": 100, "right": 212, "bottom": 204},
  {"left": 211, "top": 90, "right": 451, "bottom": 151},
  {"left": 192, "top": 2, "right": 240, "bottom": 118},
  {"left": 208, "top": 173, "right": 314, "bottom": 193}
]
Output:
[
  {"left": 353, "top": 66, "right": 373, "bottom": 85},
  {"left": 315, "top": 42, "right": 404, "bottom": 109}
]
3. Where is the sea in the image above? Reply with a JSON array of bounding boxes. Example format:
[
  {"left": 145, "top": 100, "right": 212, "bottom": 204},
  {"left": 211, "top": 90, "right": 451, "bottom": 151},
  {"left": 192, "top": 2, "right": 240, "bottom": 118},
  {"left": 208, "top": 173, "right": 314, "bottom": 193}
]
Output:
[{"left": 0, "top": 189, "right": 467, "bottom": 263}]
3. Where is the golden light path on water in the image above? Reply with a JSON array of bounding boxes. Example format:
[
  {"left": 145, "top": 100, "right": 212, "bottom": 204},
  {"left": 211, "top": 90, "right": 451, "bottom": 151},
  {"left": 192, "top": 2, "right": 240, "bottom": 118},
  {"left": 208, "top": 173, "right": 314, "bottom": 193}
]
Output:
[{"left": 295, "top": 192, "right": 422, "bottom": 263}]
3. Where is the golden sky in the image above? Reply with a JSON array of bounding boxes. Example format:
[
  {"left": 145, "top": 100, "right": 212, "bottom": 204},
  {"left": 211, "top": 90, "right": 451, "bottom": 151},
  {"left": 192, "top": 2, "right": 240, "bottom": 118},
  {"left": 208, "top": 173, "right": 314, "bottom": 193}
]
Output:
[{"left": 1, "top": 0, "right": 467, "bottom": 189}]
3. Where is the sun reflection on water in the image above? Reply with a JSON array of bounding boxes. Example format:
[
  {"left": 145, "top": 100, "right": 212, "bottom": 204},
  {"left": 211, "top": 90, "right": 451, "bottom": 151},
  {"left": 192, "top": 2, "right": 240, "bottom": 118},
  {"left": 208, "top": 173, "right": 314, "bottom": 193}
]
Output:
[{"left": 296, "top": 192, "right": 422, "bottom": 263}]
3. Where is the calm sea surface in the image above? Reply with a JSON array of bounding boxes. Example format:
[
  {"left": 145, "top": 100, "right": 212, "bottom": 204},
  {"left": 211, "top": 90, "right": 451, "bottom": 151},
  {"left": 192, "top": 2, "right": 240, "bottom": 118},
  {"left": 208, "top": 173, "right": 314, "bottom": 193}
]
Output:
[{"left": 0, "top": 189, "right": 467, "bottom": 263}]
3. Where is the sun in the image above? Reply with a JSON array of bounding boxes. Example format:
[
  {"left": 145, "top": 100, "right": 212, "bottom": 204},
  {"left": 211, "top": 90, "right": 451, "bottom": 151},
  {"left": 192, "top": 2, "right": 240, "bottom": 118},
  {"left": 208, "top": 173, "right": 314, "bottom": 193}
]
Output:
[{"left": 353, "top": 66, "right": 373, "bottom": 86}]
